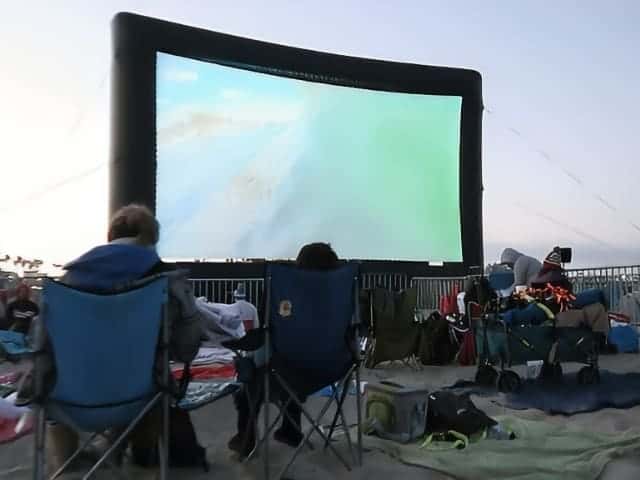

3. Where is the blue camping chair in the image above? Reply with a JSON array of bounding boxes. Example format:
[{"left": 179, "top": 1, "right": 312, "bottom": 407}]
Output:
[
  {"left": 260, "top": 263, "right": 363, "bottom": 479},
  {"left": 488, "top": 270, "right": 515, "bottom": 294},
  {"left": 32, "top": 275, "right": 171, "bottom": 480}
]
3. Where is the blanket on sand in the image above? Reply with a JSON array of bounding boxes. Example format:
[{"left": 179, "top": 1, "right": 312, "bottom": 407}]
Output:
[{"left": 363, "top": 415, "right": 640, "bottom": 480}]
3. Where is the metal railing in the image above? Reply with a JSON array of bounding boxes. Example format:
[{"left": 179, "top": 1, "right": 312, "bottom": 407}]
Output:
[
  {"left": 190, "top": 265, "right": 640, "bottom": 318},
  {"left": 566, "top": 265, "right": 640, "bottom": 312},
  {"left": 360, "top": 273, "right": 409, "bottom": 291},
  {"left": 191, "top": 278, "right": 264, "bottom": 306},
  {"left": 190, "top": 272, "right": 409, "bottom": 306},
  {"left": 410, "top": 277, "right": 466, "bottom": 311}
]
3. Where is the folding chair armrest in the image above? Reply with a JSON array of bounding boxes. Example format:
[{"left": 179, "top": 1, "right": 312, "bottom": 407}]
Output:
[{"left": 222, "top": 329, "right": 265, "bottom": 352}]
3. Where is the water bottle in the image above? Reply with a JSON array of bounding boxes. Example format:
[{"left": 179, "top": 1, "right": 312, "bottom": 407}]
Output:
[{"left": 487, "top": 424, "right": 516, "bottom": 440}]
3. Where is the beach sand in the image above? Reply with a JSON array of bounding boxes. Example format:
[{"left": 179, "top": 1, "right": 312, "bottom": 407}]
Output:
[{"left": 2, "top": 354, "right": 640, "bottom": 479}]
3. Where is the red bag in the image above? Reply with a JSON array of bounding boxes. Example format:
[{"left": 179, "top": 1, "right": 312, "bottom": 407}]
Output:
[
  {"left": 457, "top": 330, "right": 476, "bottom": 366},
  {"left": 439, "top": 290, "right": 459, "bottom": 316}
]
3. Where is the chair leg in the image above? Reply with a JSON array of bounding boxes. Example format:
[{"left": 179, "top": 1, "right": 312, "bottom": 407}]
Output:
[
  {"left": 277, "top": 375, "right": 352, "bottom": 479},
  {"left": 246, "top": 403, "right": 283, "bottom": 461},
  {"left": 159, "top": 392, "right": 170, "bottom": 480},
  {"left": 247, "top": 396, "right": 314, "bottom": 463},
  {"left": 324, "top": 379, "right": 356, "bottom": 465},
  {"left": 280, "top": 391, "right": 351, "bottom": 479},
  {"left": 263, "top": 369, "right": 270, "bottom": 480},
  {"left": 50, "top": 433, "right": 98, "bottom": 480},
  {"left": 32, "top": 406, "right": 45, "bottom": 480},
  {"left": 355, "top": 363, "right": 363, "bottom": 467},
  {"left": 337, "top": 393, "right": 355, "bottom": 465},
  {"left": 324, "top": 373, "right": 352, "bottom": 449},
  {"left": 83, "top": 393, "right": 162, "bottom": 479}
]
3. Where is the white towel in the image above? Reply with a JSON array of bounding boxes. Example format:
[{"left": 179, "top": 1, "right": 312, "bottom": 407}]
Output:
[{"left": 192, "top": 347, "right": 235, "bottom": 365}]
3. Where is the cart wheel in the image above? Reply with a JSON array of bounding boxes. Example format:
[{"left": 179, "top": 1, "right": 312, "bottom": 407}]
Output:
[
  {"left": 539, "top": 362, "right": 563, "bottom": 384},
  {"left": 475, "top": 365, "right": 499, "bottom": 387},
  {"left": 498, "top": 370, "right": 521, "bottom": 393},
  {"left": 577, "top": 366, "right": 600, "bottom": 385}
]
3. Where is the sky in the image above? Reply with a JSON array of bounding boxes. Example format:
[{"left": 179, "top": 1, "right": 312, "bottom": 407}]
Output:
[{"left": 1, "top": 0, "right": 639, "bottom": 269}]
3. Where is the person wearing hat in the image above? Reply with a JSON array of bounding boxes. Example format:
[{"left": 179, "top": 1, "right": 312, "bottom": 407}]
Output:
[
  {"left": 499, "top": 248, "right": 542, "bottom": 288},
  {"left": 233, "top": 283, "right": 259, "bottom": 332},
  {"left": 530, "top": 247, "right": 572, "bottom": 291}
]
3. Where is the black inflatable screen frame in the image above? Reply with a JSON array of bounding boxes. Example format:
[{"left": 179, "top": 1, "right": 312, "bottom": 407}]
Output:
[{"left": 110, "top": 12, "right": 484, "bottom": 276}]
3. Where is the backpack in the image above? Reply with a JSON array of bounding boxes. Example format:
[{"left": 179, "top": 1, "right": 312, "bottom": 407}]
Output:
[
  {"left": 426, "top": 391, "right": 496, "bottom": 437},
  {"left": 418, "top": 312, "right": 457, "bottom": 365}
]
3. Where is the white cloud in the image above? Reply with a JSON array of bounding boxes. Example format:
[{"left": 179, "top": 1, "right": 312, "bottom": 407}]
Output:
[
  {"left": 157, "top": 100, "right": 303, "bottom": 146},
  {"left": 164, "top": 69, "right": 199, "bottom": 83}
]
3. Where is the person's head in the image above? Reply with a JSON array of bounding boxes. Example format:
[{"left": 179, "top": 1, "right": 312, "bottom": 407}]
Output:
[
  {"left": 233, "top": 283, "right": 247, "bottom": 301},
  {"left": 16, "top": 284, "right": 30, "bottom": 301},
  {"left": 295, "top": 243, "right": 339, "bottom": 271},
  {"left": 542, "top": 248, "right": 563, "bottom": 272},
  {"left": 107, "top": 204, "right": 160, "bottom": 247},
  {"left": 500, "top": 248, "right": 523, "bottom": 268}
]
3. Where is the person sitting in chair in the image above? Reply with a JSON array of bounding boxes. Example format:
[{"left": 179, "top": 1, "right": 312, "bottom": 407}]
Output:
[
  {"left": 228, "top": 242, "right": 340, "bottom": 458},
  {"left": 499, "top": 248, "right": 542, "bottom": 288},
  {"left": 5, "top": 284, "right": 39, "bottom": 334},
  {"left": 530, "top": 247, "right": 572, "bottom": 291},
  {"left": 18, "top": 204, "right": 204, "bottom": 470}
]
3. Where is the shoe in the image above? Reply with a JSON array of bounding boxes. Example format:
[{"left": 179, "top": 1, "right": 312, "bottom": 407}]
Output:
[
  {"left": 274, "top": 427, "right": 303, "bottom": 448},
  {"left": 228, "top": 430, "right": 256, "bottom": 458}
]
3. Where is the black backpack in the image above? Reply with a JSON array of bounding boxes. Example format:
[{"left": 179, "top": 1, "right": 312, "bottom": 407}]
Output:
[
  {"left": 418, "top": 312, "right": 457, "bottom": 365},
  {"left": 426, "top": 391, "right": 496, "bottom": 436}
]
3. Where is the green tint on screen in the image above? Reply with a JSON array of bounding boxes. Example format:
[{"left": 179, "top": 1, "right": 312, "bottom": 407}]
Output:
[{"left": 156, "top": 53, "right": 462, "bottom": 261}]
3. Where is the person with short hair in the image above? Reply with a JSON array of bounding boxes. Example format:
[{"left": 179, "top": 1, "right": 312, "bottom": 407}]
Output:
[
  {"left": 18, "top": 203, "right": 204, "bottom": 470},
  {"left": 228, "top": 242, "right": 340, "bottom": 458},
  {"left": 233, "top": 283, "right": 260, "bottom": 332}
]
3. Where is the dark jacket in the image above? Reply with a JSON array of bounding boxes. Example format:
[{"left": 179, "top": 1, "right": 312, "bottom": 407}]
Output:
[{"left": 6, "top": 299, "right": 39, "bottom": 334}]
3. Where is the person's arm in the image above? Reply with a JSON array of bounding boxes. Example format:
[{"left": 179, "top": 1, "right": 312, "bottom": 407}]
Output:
[
  {"left": 167, "top": 275, "right": 203, "bottom": 363},
  {"left": 512, "top": 258, "right": 529, "bottom": 287},
  {"left": 145, "top": 263, "right": 202, "bottom": 362}
]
